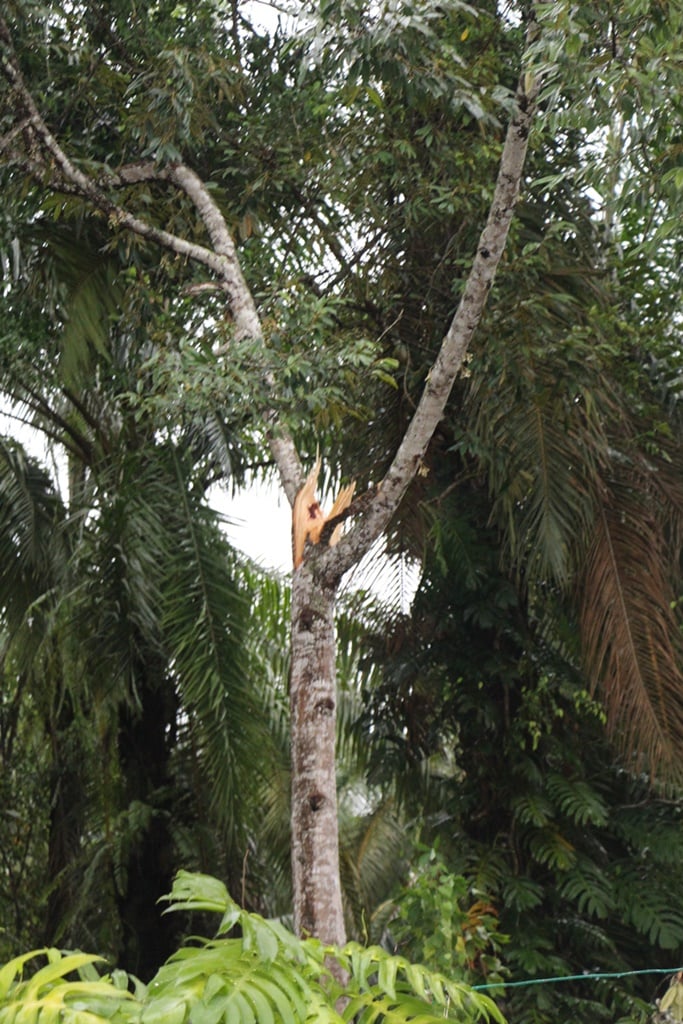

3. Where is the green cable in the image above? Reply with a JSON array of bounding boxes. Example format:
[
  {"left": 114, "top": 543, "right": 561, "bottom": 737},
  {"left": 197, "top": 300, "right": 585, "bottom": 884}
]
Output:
[{"left": 472, "top": 966, "right": 683, "bottom": 991}]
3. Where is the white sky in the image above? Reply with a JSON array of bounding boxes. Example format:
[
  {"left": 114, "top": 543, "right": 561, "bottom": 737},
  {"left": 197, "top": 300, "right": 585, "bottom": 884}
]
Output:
[
  {"left": 214, "top": 475, "right": 291, "bottom": 571},
  {"left": 213, "top": 473, "right": 421, "bottom": 610},
  {"left": 0, "top": 404, "right": 419, "bottom": 608}
]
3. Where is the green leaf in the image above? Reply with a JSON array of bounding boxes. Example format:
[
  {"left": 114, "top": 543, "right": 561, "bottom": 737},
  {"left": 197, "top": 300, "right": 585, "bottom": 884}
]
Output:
[
  {"left": 140, "top": 995, "right": 189, "bottom": 1024},
  {"left": 558, "top": 861, "right": 614, "bottom": 919},
  {"left": 546, "top": 774, "right": 608, "bottom": 827},
  {"left": 511, "top": 794, "right": 554, "bottom": 827},
  {"left": 241, "top": 984, "right": 276, "bottom": 1024},
  {"left": 23, "top": 955, "right": 107, "bottom": 998},
  {"left": 377, "top": 958, "right": 397, "bottom": 1000},
  {"left": 0, "top": 954, "right": 47, "bottom": 1001}
]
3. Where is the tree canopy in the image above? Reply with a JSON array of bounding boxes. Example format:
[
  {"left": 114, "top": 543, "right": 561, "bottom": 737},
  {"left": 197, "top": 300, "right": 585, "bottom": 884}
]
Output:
[{"left": 1, "top": 1, "right": 683, "bottom": 1021}]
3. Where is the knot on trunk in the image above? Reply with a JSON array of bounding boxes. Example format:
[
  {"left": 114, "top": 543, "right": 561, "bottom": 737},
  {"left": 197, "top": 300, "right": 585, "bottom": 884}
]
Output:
[{"left": 315, "top": 697, "right": 335, "bottom": 716}]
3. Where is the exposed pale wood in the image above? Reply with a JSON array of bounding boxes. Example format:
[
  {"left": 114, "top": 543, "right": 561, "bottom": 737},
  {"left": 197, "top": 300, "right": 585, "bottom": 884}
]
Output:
[{"left": 292, "top": 458, "right": 356, "bottom": 569}]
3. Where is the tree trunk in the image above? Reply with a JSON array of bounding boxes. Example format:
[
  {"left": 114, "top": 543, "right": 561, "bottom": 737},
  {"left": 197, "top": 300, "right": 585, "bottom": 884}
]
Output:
[
  {"left": 0, "top": 10, "right": 540, "bottom": 950},
  {"left": 289, "top": 563, "right": 345, "bottom": 946},
  {"left": 45, "top": 689, "right": 86, "bottom": 947},
  {"left": 115, "top": 670, "right": 178, "bottom": 981}
]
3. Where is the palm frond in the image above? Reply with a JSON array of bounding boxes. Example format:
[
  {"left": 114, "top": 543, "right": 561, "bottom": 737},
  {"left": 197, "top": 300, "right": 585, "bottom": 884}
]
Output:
[
  {"left": 162, "top": 456, "right": 274, "bottom": 835},
  {"left": 0, "top": 437, "right": 65, "bottom": 630},
  {"left": 342, "top": 544, "right": 422, "bottom": 616},
  {"left": 73, "top": 459, "right": 170, "bottom": 700},
  {"left": 339, "top": 797, "right": 410, "bottom": 942},
  {"left": 579, "top": 471, "right": 683, "bottom": 782},
  {"left": 155, "top": 872, "right": 505, "bottom": 1024},
  {"left": 24, "top": 222, "right": 125, "bottom": 385},
  {"left": 240, "top": 564, "right": 291, "bottom": 700},
  {"left": 240, "top": 570, "right": 293, "bottom": 914},
  {"left": 467, "top": 338, "right": 608, "bottom": 583}
]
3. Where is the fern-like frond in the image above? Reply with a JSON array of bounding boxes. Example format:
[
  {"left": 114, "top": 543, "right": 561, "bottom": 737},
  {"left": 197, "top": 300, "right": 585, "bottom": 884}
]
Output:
[
  {"left": 162, "top": 457, "right": 274, "bottom": 839},
  {"left": 0, "top": 438, "right": 65, "bottom": 618},
  {"left": 0, "top": 949, "right": 134, "bottom": 1024},
  {"left": 338, "top": 944, "right": 505, "bottom": 1024},
  {"left": 579, "top": 472, "right": 683, "bottom": 783},
  {"left": 466, "top": 336, "right": 609, "bottom": 583},
  {"left": 159, "top": 873, "right": 505, "bottom": 1024}
]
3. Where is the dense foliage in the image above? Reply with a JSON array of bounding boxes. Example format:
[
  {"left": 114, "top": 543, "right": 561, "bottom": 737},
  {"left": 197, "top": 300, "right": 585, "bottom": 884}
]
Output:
[
  {"left": 0, "top": 871, "right": 504, "bottom": 1024},
  {"left": 1, "top": 1, "right": 683, "bottom": 1022},
  {"left": 364, "top": 488, "right": 683, "bottom": 1022}
]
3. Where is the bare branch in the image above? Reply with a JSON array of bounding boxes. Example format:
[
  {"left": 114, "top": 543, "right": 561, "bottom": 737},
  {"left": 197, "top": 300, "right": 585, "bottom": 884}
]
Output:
[
  {"left": 0, "top": 116, "right": 31, "bottom": 156},
  {"left": 98, "top": 161, "right": 162, "bottom": 186},
  {"left": 0, "top": 22, "right": 255, "bottom": 333}
]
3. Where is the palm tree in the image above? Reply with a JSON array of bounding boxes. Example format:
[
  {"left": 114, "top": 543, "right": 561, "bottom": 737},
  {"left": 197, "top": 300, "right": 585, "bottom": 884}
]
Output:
[
  {"left": 327, "top": 15, "right": 683, "bottom": 782},
  {"left": 0, "top": 218, "right": 274, "bottom": 973}
]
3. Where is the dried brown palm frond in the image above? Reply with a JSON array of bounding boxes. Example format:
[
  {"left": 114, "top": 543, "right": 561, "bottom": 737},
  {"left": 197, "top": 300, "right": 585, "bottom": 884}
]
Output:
[{"left": 579, "top": 467, "right": 683, "bottom": 783}]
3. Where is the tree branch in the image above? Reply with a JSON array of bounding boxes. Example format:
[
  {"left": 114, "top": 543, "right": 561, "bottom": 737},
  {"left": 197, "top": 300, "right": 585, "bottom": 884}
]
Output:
[
  {"left": 0, "top": 15, "right": 304, "bottom": 505},
  {"left": 318, "top": 34, "right": 542, "bottom": 584}
]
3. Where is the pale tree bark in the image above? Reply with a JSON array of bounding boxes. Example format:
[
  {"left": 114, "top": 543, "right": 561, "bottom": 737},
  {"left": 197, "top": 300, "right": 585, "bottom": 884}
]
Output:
[
  {"left": 320, "top": 68, "right": 540, "bottom": 585},
  {"left": 0, "top": 13, "right": 540, "bottom": 949},
  {"left": 289, "top": 566, "right": 345, "bottom": 944},
  {"left": 288, "top": 56, "right": 540, "bottom": 943}
]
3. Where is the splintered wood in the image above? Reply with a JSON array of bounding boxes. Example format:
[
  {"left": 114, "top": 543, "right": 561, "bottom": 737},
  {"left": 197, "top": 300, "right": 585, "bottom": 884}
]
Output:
[{"left": 292, "top": 457, "right": 356, "bottom": 568}]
